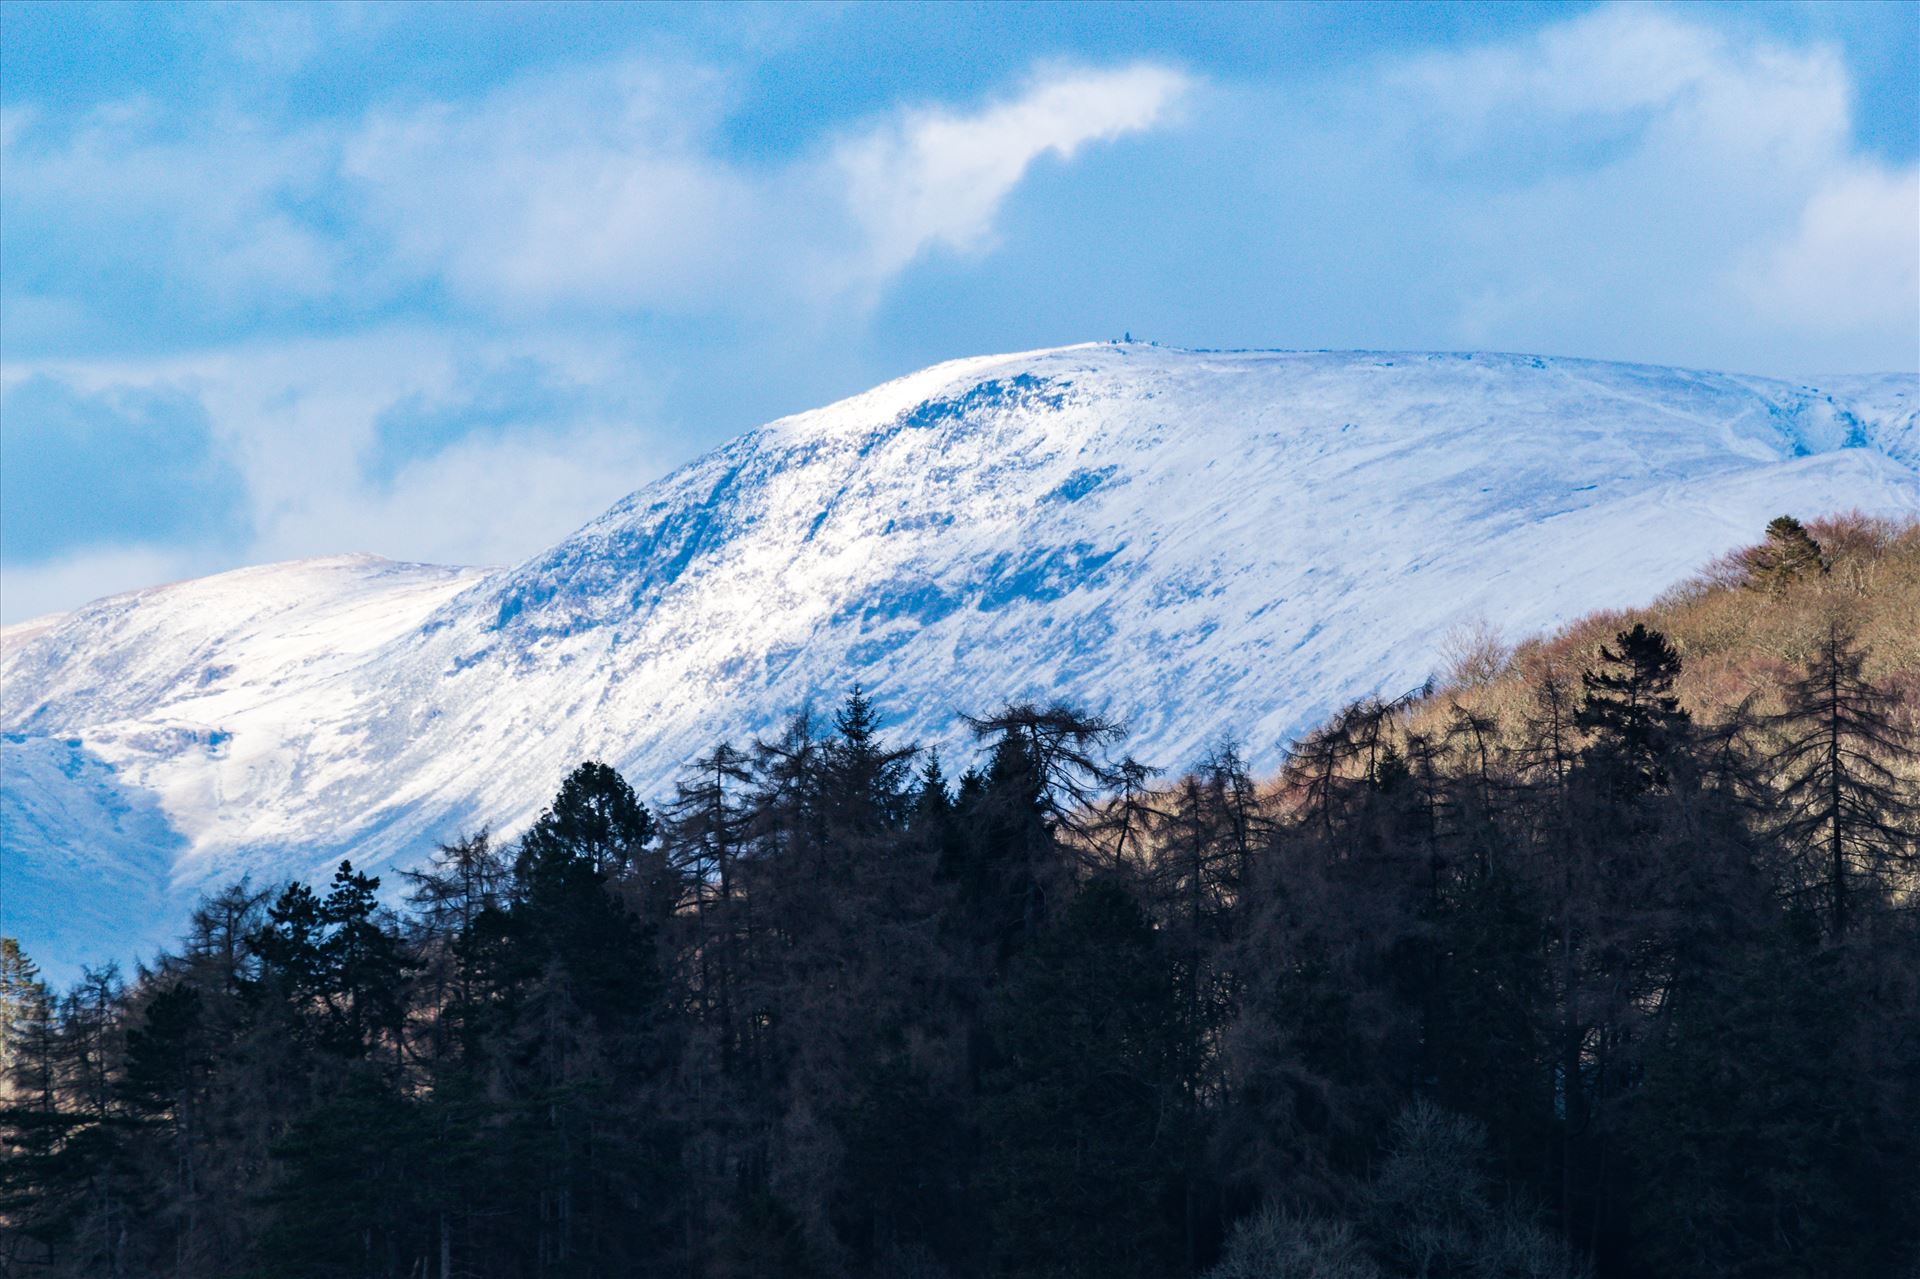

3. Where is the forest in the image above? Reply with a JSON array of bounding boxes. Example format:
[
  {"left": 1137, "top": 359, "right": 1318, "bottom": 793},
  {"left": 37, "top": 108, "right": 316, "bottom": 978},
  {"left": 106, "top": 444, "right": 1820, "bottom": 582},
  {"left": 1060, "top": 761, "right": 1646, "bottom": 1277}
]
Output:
[{"left": 2, "top": 513, "right": 1916, "bottom": 1279}]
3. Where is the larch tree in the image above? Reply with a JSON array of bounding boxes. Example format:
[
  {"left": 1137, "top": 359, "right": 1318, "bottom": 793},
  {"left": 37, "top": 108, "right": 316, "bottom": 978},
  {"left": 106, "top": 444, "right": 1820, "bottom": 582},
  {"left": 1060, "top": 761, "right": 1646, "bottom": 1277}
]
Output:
[{"left": 1767, "top": 623, "right": 1917, "bottom": 933}]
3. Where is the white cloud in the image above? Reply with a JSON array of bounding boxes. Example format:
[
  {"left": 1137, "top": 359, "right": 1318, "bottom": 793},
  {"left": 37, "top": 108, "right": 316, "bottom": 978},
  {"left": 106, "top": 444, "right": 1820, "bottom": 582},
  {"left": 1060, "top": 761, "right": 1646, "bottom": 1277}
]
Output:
[
  {"left": 1736, "top": 166, "right": 1920, "bottom": 338},
  {"left": 4, "top": 56, "right": 1187, "bottom": 327},
  {"left": 830, "top": 63, "right": 1189, "bottom": 293},
  {"left": 5, "top": 330, "right": 674, "bottom": 621},
  {"left": 291, "top": 421, "right": 669, "bottom": 570},
  {"left": 1396, "top": 6, "right": 1850, "bottom": 170},
  {"left": 1352, "top": 4, "right": 1919, "bottom": 368},
  {"left": 4, "top": 8, "right": 1912, "bottom": 624},
  {"left": 2, "top": 100, "right": 344, "bottom": 312},
  {"left": 340, "top": 59, "right": 752, "bottom": 313},
  {"left": 339, "top": 59, "right": 1189, "bottom": 314},
  {"left": 3, "top": 59, "right": 1189, "bottom": 617}
]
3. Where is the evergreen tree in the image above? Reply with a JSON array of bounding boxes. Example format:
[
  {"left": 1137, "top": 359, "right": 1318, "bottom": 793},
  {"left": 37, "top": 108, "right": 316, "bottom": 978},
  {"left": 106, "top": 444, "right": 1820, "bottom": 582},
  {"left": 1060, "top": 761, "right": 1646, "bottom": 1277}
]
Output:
[
  {"left": 1576, "top": 623, "right": 1691, "bottom": 796},
  {"left": 118, "top": 981, "right": 215, "bottom": 1271},
  {"left": 980, "top": 878, "right": 1186, "bottom": 1278},
  {"left": 1742, "top": 515, "right": 1827, "bottom": 595},
  {"left": 1628, "top": 920, "right": 1916, "bottom": 1278},
  {"left": 949, "top": 720, "right": 1052, "bottom": 964},
  {"left": 493, "top": 764, "right": 679, "bottom": 1275},
  {"left": 821, "top": 684, "right": 917, "bottom": 837},
  {"left": 517, "top": 760, "right": 656, "bottom": 877},
  {"left": 11, "top": 587, "right": 1920, "bottom": 1279},
  {"left": 254, "top": 1072, "right": 437, "bottom": 1278},
  {"left": 0, "top": 954, "right": 75, "bottom": 1272},
  {"left": 251, "top": 861, "right": 412, "bottom": 1059}
]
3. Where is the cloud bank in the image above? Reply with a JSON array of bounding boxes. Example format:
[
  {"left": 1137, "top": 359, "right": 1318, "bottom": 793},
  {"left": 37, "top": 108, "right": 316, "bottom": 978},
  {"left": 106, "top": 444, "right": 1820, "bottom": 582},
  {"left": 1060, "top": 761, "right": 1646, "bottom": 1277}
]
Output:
[
  {"left": 1371, "top": 6, "right": 1917, "bottom": 357},
  {"left": 1, "top": 61, "right": 1189, "bottom": 619},
  {"left": 1, "top": 5, "right": 1913, "bottom": 622}
]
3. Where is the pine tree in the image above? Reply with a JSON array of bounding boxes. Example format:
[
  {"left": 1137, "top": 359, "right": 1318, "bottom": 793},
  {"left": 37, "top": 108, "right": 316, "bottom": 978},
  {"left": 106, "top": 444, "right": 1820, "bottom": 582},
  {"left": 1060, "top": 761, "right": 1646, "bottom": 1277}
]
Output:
[
  {"left": 947, "top": 721, "right": 1051, "bottom": 965},
  {"left": 132, "top": 881, "right": 271, "bottom": 1276},
  {"left": 254, "top": 1071, "right": 437, "bottom": 1277},
  {"left": 980, "top": 877, "right": 1185, "bottom": 1278},
  {"left": 15, "top": 544, "right": 1920, "bottom": 1279},
  {"left": 486, "top": 764, "right": 681, "bottom": 1275},
  {"left": 517, "top": 761, "right": 655, "bottom": 877},
  {"left": 910, "top": 750, "right": 958, "bottom": 854},
  {"left": 1576, "top": 623, "right": 1691, "bottom": 796},
  {"left": 118, "top": 981, "right": 212, "bottom": 1269},
  {"left": 1149, "top": 753, "right": 1263, "bottom": 1270},
  {"left": 1742, "top": 515, "right": 1827, "bottom": 596},
  {"left": 821, "top": 684, "right": 917, "bottom": 838},
  {"left": 0, "top": 953, "right": 72, "bottom": 1271},
  {"left": 966, "top": 702, "right": 1129, "bottom": 840},
  {"left": 252, "top": 862, "right": 413, "bottom": 1059},
  {"left": 1628, "top": 922, "right": 1914, "bottom": 1278},
  {"left": 953, "top": 704, "right": 1127, "bottom": 962}
]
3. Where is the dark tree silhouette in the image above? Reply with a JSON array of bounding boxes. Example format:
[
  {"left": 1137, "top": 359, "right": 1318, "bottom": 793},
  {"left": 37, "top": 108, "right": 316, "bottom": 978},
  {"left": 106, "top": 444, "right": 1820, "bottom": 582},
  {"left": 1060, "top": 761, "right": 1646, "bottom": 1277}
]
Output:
[{"left": 1768, "top": 624, "right": 1917, "bottom": 933}]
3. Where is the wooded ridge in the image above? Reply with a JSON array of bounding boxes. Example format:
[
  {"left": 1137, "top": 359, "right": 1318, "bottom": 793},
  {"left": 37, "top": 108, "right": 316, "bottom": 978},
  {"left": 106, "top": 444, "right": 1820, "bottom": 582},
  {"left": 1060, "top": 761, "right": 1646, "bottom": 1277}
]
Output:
[{"left": 3, "top": 514, "right": 1915, "bottom": 1278}]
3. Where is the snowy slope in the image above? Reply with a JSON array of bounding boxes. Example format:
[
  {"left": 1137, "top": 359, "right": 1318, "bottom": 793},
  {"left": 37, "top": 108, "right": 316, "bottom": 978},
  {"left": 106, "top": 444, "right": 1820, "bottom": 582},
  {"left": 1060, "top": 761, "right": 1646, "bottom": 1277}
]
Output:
[{"left": 4, "top": 345, "right": 1917, "bottom": 977}]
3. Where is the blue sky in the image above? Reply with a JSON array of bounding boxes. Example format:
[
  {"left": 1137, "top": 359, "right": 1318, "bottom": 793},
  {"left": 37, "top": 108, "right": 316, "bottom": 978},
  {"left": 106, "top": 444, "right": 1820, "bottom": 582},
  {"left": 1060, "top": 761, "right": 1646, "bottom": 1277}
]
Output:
[{"left": 3, "top": 1, "right": 1916, "bottom": 621}]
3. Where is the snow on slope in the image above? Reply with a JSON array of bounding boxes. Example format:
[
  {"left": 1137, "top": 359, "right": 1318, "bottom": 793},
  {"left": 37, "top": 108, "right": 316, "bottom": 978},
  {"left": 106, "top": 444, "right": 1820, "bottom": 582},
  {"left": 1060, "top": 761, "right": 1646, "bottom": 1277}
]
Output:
[
  {"left": 1, "top": 556, "right": 491, "bottom": 978},
  {"left": 4, "top": 346, "right": 1917, "bottom": 977}
]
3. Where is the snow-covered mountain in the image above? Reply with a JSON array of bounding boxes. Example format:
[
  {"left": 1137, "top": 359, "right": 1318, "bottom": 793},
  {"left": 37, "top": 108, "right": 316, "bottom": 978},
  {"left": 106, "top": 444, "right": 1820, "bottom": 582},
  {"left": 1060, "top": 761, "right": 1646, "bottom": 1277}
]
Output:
[{"left": 5, "top": 344, "right": 1918, "bottom": 977}]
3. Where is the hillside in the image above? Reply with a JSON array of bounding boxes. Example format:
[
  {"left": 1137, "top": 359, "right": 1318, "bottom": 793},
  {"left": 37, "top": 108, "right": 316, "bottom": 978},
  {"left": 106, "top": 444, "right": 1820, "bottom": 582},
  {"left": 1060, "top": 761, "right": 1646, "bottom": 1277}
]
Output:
[
  {"left": 1399, "top": 512, "right": 1920, "bottom": 752},
  {"left": 4, "top": 515, "right": 1915, "bottom": 1279},
  {"left": 3, "top": 344, "right": 1918, "bottom": 974}
]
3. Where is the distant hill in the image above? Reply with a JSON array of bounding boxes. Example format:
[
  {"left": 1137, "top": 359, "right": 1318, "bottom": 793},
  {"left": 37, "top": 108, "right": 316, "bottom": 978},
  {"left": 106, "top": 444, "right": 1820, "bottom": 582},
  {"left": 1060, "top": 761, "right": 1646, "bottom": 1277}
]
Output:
[{"left": 4, "top": 344, "right": 1917, "bottom": 974}]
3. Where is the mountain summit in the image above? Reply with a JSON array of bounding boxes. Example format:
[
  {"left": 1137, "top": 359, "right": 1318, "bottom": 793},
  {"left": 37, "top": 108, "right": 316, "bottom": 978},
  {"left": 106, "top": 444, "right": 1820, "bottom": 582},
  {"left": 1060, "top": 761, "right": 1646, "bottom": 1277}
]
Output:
[{"left": 5, "top": 344, "right": 1917, "bottom": 972}]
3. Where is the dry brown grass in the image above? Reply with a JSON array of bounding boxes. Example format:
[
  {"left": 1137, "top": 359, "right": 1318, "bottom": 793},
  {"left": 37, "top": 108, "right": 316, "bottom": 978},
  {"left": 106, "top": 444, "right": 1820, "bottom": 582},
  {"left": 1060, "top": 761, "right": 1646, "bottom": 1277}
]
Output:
[{"left": 1396, "top": 511, "right": 1920, "bottom": 762}]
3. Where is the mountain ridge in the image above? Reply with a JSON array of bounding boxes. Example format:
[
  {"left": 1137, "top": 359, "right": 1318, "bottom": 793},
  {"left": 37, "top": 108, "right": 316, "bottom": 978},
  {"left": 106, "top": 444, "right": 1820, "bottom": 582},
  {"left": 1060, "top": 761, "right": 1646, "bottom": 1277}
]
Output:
[{"left": 5, "top": 343, "right": 1919, "bottom": 976}]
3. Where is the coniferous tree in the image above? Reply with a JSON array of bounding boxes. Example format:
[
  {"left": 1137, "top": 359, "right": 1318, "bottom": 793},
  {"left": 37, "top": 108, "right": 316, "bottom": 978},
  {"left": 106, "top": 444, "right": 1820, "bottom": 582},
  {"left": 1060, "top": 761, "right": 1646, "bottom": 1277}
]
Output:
[
  {"left": 668, "top": 743, "right": 755, "bottom": 1050},
  {"left": 957, "top": 704, "right": 1126, "bottom": 961},
  {"left": 518, "top": 760, "right": 656, "bottom": 877},
  {"left": 820, "top": 685, "right": 917, "bottom": 838},
  {"left": 0, "top": 948, "right": 73, "bottom": 1272},
  {"left": 980, "top": 877, "right": 1186, "bottom": 1279},
  {"left": 254, "top": 1072, "right": 437, "bottom": 1278},
  {"left": 1575, "top": 623, "right": 1691, "bottom": 798},
  {"left": 495, "top": 764, "right": 677, "bottom": 1276},
  {"left": 402, "top": 829, "right": 510, "bottom": 1068},
  {"left": 1741, "top": 515, "right": 1827, "bottom": 595},
  {"left": 251, "top": 861, "right": 411, "bottom": 1060},
  {"left": 246, "top": 865, "right": 419, "bottom": 1274},
  {"left": 9, "top": 517, "right": 1920, "bottom": 1279},
  {"left": 1767, "top": 624, "right": 1917, "bottom": 933},
  {"left": 121, "top": 882, "right": 270, "bottom": 1277},
  {"left": 1627, "top": 917, "right": 1915, "bottom": 1279},
  {"left": 118, "top": 980, "right": 214, "bottom": 1272},
  {"left": 1559, "top": 625, "right": 1696, "bottom": 1258}
]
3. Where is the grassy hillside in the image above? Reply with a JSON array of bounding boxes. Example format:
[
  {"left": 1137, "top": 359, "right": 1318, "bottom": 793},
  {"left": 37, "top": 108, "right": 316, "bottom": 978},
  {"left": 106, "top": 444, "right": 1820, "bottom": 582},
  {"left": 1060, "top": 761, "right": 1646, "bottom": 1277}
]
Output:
[{"left": 1401, "top": 510, "right": 1918, "bottom": 777}]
